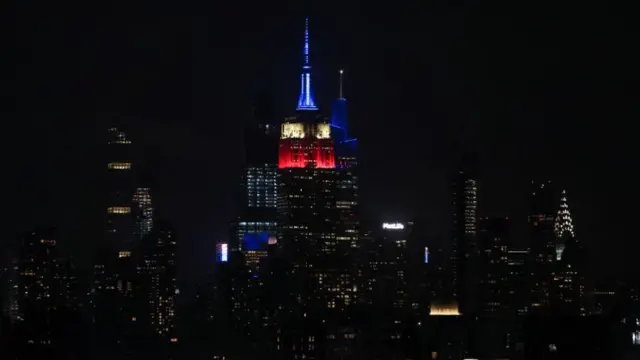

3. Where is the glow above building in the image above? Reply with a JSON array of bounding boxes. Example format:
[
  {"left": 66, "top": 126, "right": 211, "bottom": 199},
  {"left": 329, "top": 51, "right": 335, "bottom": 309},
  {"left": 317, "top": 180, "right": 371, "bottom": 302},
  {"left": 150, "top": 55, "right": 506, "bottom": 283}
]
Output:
[{"left": 429, "top": 302, "right": 461, "bottom": 316}]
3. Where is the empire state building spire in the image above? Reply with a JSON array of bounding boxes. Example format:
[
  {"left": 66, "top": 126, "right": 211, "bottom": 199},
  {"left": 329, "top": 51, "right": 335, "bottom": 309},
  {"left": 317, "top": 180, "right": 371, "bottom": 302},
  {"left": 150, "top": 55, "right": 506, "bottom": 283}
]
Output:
[
  {"left": 296, "top": 17, "right": 318, "bottom": 111},
  {"left": 554, "top": 189, "right": 575, "bottom": 239}
]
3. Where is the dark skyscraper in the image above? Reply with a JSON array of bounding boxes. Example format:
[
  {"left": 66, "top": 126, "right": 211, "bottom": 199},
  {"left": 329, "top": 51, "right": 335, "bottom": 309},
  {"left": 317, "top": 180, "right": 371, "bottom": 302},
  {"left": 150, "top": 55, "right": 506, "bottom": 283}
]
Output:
[
  {"left": 528, "top": 180, "right": 556, "bottom": 311},
  {"left": 15, "top": 227, "right": 60, "bottom": 351},
  {"left": 450, "top": 155, "right": 478, "bottom": 315},
  {"left": 478, "top": 217, "right": 510, "bottom": 316},
  {"left": 328, "top": 72, "right": 360, "bottom": 291},
  {"left": 93, "top": 126, "right": 138, "bottom": 355},
  {"left": 105, "top": 126, "right": 135, "bottom": 252},
  {"left": 506, "top": 247, "right": 530, "bottom": 316},
  {"left": 228, "top": 92, "right": 280, "bottom": 348},
  {"left": 133, "top": 187, "right": 153, "bottom": 240},
  {"left": 139, "top": 221, "right": 179, "bottom": 346},
  {"left": 231, "top": 94, "right": 279, "bottom": 253}
]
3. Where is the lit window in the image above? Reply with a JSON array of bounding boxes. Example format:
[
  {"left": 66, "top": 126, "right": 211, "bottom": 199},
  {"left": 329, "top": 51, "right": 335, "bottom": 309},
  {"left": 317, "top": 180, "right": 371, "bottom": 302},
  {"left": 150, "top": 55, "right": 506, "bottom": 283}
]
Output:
[
  {"left": 108, "top": 162, "right": 132, "bottom": 170},
  {"left": 108, "top": 207, "right": 131, "bottom": 214}
]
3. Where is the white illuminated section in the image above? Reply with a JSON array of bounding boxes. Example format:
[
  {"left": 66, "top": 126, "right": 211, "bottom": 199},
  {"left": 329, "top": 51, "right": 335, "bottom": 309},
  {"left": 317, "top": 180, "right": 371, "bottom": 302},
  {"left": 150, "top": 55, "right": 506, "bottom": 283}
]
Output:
[
  {"left": 429, "top": 303, "right": 460, "bottom": 316},
  {"left": 281, "top": 123, "right": 306, "bottom": 139},
  {"left": 424, "top": 247, "right": 429, "bottom": 264},
  {"left": 221, "top": 243, "right": 228, "bottom": 262},
  {"left": 382, "top": 222, "right": 404, "bottom": 230},
  {"left": 316, "top": 123, "right": 331, "bottom": 139},
  {"left": 217, "top": 243, "right": 228, "bottom": 262},
  {"left": 633, "top": 330, "right": 640, "bottom": 345},
  {"left": 555, "top": 243, "right": 565, "bottom": 261}
]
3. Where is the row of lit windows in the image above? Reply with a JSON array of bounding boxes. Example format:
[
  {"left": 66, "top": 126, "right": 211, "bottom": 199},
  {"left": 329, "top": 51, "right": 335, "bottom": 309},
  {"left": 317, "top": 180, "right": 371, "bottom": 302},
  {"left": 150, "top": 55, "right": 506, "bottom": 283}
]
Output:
[
  {"left": 108, "top": 206, "right": 131, "bottom": 214},
  {"left": 108, "top": 162, "right": 131, "bottom": 170}
]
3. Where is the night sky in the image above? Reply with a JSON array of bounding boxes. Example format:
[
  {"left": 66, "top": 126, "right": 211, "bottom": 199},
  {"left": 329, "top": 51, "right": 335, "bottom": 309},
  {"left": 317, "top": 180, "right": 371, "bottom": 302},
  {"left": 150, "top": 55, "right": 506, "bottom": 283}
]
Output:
[{"left": 12, "top": 1, "right": 634, "bottom": 285}]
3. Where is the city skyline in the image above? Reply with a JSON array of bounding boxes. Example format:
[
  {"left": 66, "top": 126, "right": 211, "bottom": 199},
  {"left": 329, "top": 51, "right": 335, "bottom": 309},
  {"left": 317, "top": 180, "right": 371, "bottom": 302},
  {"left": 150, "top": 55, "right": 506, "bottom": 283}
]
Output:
[
  {"left": 10, "top": 3, "right": 634, "bottom": 286},
  {"left": 6, "top": 4, "right": 639, "bottom": 358}
]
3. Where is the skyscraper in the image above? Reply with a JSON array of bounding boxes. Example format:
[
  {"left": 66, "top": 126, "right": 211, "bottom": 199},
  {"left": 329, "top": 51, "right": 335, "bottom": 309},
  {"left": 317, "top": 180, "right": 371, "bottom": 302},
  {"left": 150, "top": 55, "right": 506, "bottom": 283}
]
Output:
[
  {"left": 274, "top": 17, "right": 358, "bottom": 359},
  {"left": 93, "top": 126, "right": 138, "bottom": 355},
  {"left": 231, "top": 93, "right": 279, "bottom": 253},
  {"left": 330, "top": 70, "right": 358, "bottom": 169},
  {"left": 228, "top": 93, "right": 280, "bottom": 348},
  {"left": 139, "top": 221, "right": 179, "bottom": 346},
  {"left": 529, "top": 180, "right": 556, "bottom": 311},
  {"left": 478, "top": 217, "right": 510, "bottom": 316},
  {"left": 15, "top": 227, "right": 60, "bottom": 350},
  {"left": 450, "top": 155, "right": 478, "bottom": 315},
  {"left": 329, "top": 69, "right": 360, "bottom": 267},
  {"left": 551, "top": 190, "right": 586, "bottom": 316},
  {"left": 553, "top": 189, "right": 575, "bottom": 261},
  {"left": 133, "top": 187, "right": 153, "bottom": 240},
  {"left": 506, "top": 247, "right": 530, "bottom": 316},
  {"left": 105, "top": 126, "right": 135, "bottom": 252}
]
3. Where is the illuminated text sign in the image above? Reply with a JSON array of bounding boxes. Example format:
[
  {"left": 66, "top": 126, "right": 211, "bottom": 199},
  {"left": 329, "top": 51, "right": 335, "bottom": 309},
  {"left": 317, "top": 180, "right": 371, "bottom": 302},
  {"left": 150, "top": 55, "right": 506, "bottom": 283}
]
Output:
[{"left": 382, "top": 222, "right": 404, "bottom": 230}]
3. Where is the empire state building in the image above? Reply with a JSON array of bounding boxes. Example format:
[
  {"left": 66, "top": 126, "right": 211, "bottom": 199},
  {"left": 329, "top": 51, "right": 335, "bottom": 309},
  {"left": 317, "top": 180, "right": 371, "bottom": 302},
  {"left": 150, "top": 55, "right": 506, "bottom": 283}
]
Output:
[{"left": 277, "top": 15, "right": 358, "bottom": 319}]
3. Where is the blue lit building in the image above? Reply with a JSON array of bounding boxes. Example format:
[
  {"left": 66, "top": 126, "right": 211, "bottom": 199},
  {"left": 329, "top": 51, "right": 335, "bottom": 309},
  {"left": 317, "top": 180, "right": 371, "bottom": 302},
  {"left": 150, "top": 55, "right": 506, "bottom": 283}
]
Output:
[{"left": 330, "top": 70, "right": 358, "bottom": 169}]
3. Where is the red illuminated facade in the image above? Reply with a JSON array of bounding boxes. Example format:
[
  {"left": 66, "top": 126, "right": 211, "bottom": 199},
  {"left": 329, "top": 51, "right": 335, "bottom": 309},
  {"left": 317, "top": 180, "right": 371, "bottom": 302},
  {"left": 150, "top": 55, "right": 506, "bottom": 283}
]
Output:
[{"left": 278, "top": 123, "right": 336, "bottom": 169}]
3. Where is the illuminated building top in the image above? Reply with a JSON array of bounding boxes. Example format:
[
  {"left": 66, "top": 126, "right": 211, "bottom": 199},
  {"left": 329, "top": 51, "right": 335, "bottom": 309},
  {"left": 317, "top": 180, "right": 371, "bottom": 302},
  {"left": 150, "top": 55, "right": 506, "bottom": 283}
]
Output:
[
  {"left": 554, "top": 189, "right": 575, "bottom": 239},
  {"left": 280, "top": 122, "right": 330, "bottom": 139},
  {"left": 429, "top": 302, "right": 461, "bottom": 316},
  {"left": 296, "top": 17, "right": 318, "bottom": 111}
]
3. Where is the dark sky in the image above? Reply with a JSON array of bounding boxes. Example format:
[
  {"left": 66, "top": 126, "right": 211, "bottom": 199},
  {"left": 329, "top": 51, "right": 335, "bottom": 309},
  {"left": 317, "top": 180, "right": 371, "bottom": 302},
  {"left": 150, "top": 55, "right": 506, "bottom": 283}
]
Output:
[{"left": 11, "top": 1, "right": 635, "bottom": 284}]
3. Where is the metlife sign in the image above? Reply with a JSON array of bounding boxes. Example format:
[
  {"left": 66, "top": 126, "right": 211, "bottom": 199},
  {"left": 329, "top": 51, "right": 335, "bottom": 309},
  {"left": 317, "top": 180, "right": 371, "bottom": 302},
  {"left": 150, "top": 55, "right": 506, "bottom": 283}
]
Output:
[{"left": 382, "top": 222, "right": 404, "bottom": 230}]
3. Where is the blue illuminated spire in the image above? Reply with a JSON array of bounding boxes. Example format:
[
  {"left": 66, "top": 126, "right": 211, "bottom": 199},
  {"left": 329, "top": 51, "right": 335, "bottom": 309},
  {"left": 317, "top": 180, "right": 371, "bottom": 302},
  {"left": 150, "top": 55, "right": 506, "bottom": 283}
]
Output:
[{"left": 296, "top": 17, "right": 318, "bottom": 111}]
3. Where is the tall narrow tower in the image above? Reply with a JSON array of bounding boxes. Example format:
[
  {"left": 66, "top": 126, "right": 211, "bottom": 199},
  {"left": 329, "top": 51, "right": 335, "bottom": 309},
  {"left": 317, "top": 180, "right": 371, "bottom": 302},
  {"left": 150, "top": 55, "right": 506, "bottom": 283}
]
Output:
[
  {"left": 330, "top": 70, "right": 358, "bottom": 169},
  {"left": 551, "top": 190, "right": 586, "bottom": 315},
  {"left": 94, "top": 126, "right": 138, "bottom": 355},
  {"left": 296, "top": 17, "right": 318, "bottom": 112},
  {"left": 105, "top": 126, "right": 135, "bottom": 252},
  {"left": 553, "top": 189, "right": 575, "bottom": 260},
  {"left": 231, "top": 93, "right": 279, "bottom": 254},
  {"left": 450, "top": 155, "right": 478, "bottom": 315},
  {"left": 133, "top": 187, "right": 153, "bottom": 240},
  {"left": 329, "top": 69, "right": 360, "bottom": 276},
  {"left": 529, "top": 180, "right": 557, "bottom": 311},
  {"left": 275, "top": 18, "right": 357, "bottom": 358},
  {"left": 279, "top": 18, "right": 335, "bottom": 170}
]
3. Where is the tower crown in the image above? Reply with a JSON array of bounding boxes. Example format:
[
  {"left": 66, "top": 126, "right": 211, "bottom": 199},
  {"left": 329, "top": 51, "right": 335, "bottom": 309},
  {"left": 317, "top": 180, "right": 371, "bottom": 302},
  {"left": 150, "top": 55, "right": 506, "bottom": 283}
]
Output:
[
  {"left": 296, "top": 18, "right": 318, "bottom": 111},
  {"left": 554, "top": 189, "right": 575, "bottom": 239}
]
